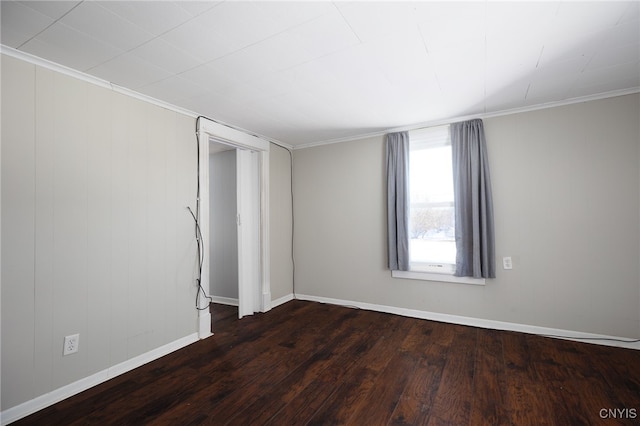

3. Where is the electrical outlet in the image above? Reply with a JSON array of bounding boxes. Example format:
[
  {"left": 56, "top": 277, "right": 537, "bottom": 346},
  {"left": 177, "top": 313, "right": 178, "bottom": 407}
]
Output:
[
  {"left": 63, "top": 334, "right": 79, "bottom": 356},
  {"left": 503, "top": 257, "right": 513, "bottom": 270}
]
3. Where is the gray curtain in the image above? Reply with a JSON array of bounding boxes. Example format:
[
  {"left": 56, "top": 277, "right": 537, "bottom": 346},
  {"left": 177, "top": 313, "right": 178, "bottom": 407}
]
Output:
[
  {"left": 386, "top": 132, "right": 410, "bottom": 271},
  {"left": 451, "top": 119, "right": 495, "bottom": 278}
]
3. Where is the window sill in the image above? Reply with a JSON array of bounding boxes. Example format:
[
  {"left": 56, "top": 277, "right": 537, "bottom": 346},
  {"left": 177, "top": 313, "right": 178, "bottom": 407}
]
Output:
[{"left": 391, "top": 270, "right": 486, "bottom": 286}]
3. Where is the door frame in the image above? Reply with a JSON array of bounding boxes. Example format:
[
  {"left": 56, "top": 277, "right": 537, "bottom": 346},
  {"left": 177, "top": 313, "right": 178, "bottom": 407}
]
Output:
[{"left": 197, "top": 117, "right": 271, "bottom": 338}]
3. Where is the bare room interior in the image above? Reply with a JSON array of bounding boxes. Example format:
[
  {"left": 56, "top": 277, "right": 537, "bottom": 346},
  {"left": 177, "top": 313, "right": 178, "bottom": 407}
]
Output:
[{"left": 1, "top": 1, "right": 639, "bottom": 424}]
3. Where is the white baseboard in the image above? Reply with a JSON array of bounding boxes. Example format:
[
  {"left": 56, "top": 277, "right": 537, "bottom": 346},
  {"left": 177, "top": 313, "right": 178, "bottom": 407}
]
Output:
[
  {"left": 212, "top": 294, "right": 287, "bottom": 311},
  {"left": 211, "top": 296, "right": 239, "bottom": 306},
  {"left": 198, "top": 310, "right": 213, "bottom": 339},
  {"left": 294, "top": 293, "right": 640, "bottom": 351},
  {"left": 271, "top": 293, "right": 294, "bottom": 309},
  {"left": 262, "top": 291, "right": 272, "bottom": 312},
  {"left": 0, "top": 333, "right": 199, "bottom": 425}
]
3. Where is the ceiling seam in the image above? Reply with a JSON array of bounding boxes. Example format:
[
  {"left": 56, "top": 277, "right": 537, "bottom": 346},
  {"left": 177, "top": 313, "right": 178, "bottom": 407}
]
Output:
[{"left": 16, "top": 0, "right": 85, "bottom": 50}]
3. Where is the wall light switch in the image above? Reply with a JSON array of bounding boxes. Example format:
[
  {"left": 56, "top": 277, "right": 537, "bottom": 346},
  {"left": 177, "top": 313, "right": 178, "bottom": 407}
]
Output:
[{"left": 503, "top": 257, "right": 513, "bottom": 270}]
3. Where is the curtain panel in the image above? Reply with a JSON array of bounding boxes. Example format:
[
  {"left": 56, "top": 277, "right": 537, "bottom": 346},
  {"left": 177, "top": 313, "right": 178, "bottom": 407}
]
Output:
[
  {"left": 451, "top": 119, "right": 496, "bottom": 278},
  {"left": 386, "top": 132, "right": 410, "bottom": 271}
]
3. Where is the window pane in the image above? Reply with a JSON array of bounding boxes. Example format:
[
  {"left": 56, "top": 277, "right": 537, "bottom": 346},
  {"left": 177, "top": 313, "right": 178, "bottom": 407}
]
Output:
[
  {"left": 410, "top": 206, "right": 454, "bottom": 240},
  {"left": 408, "top": 130, "right": 456, "bottom": 268},
  {"left": 409, "top": 146, "right": 453, "bottom": 203},
  {"left": 409, "top": 206, "right": 455, "bottom": 264}
]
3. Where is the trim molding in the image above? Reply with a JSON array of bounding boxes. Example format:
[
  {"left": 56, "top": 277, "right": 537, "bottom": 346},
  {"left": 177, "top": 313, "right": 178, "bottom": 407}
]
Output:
[
  {"left": 294, "top": 294, "right": 640, "bottom": 351},
  {"left": 210, "top": 294, "right": 291, "bottom": 309},
  {"left": 0, "top": 45, "right": 291, "bottom": 149},
  {"left": 262, "top": 291, "right": 272, "bottom": 312},
  {"left": 198, "top": 312, "right": 213, "bottom": 339},
  {"left": 271, "top": 293, "right": 295, "bottom": 309},
  {"left": 6, "top": 43, "right": 636, "bottom": 153},
  {"left": 0, "top": 45, "right": 199, "bottom": 119},
  {"left": 293, "top": 87, "right": 640, "bottom": 150},
  {"left": 392, "top": 270, "right": 485, "bottom": 285},
  {"left": 211, "top": 296, "right": 239, "bottom": 306},
  {"left": 198, "top": 117, "right": 271, "bottom": 322},
  {"left": 0, "top": 333, "right": 199, "bottom": 425}
]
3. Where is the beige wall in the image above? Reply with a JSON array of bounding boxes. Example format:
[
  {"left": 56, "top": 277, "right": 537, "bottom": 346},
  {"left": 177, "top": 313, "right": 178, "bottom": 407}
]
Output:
[
  {"left": 293, "top": 93, "right": 640, "bottom": 339},
  {"left": 1, "top": 54, "right": 199, "bottom": 411},
  {"left": 269, "top": 144, "right": 294, "bottom": 301},
  {"left": 1, "top": 54, "right": 298, "bottom": 413}
]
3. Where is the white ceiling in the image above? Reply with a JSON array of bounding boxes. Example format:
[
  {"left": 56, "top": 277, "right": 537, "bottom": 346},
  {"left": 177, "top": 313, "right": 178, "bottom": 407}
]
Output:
[{"left": 2, "top": 1, "right": 639, "bottom": 147}]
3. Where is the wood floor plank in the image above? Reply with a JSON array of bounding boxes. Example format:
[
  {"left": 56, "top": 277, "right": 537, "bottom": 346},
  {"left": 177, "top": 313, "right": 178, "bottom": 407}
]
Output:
[
  {"left": 305, "top": 314, "right": 411, "bottom": 426},
  {"left": 211, "top": 309, "right": 362, "bottom": 423},
  {"left": 527, "top": 335, "right": 594, "bottom": 425},
  {"left": 589, "top": 344, "right": 640, "bottom": 415},
  {"left": 346, "top": 351, "right": 418, "bottom": 425},
  {"left": 148, "top": 304, "right": 357, "bottom": 425},
  {"left": 426, "top": 325, "right": 477, "bottom": 426},
  {"left": 12, "top": 301, "right": 640, "bottom": 426},
  {"left": 501, "top": 332, "right": 557, "bottom": 426},
  {"left": 387, "top": 321, "right": 451, "bottom": 425},
  {"left": 262, "top": 311, "right": 402, "bottom": 425},
  {"left": 230, "top": 308, "right": 380, "bottom": 425},
  {"left": 468, "top": 328, "right": 510, "bottom": 426}
]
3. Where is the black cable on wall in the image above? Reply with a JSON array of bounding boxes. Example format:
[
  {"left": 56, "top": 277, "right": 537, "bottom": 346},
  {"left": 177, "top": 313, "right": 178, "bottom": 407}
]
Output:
[
  {"left": 190, "top": 115, "right": 297, "bottom": 309},
  {"left": 191, "top": 116, "right": 212, "bottom": 311},
  {"left": 272, "top": 143, "right": 296, "bottom": 299}
]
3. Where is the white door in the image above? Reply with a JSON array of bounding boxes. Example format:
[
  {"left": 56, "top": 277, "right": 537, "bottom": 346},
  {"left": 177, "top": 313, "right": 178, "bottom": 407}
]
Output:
[{"left": 236, "top": 149, "right": 261, "bottom": 318}]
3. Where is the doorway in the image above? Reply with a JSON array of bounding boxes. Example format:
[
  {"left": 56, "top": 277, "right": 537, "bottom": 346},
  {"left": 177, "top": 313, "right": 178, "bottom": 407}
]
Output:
[
  {"left": 209, "top": 143, "right": 238, "bottom": 306},
  {"left": 197, "top": 117, "right": 271, "bottom": 338}
]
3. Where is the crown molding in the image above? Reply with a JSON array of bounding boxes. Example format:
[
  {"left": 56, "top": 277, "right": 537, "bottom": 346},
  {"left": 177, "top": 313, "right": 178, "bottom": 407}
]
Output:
[
  {"left": 1, "top": 45, "right": 200, "bottom": 118},
  {"left": 292, "top": 86, "right": 640, "bottom": 150},
  {"left": 0, "top": 45, "right": 293, "bottom": 150},
  {"left": 3, "top": 44, "right": 636, "bottom": 153}
]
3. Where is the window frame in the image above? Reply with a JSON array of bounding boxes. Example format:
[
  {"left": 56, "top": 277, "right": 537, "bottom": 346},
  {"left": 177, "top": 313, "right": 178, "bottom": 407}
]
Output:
[
  {"left": 402, "top": 126, "right": 485, "bottom": 286},
  {"left": 391, "top": 269, "right": 485, "bottom": 285}
]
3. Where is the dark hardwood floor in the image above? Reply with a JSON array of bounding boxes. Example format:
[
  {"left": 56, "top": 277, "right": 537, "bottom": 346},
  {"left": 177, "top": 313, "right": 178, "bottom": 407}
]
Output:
[{"left": 14, "top": 300, "right": 640, "bottom": 425}]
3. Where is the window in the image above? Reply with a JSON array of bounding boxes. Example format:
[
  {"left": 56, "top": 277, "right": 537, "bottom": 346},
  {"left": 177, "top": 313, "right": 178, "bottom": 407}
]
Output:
[
  {"left": 408, "top": 125, "right": 456, "bottom": 274},
  {"left": 387, "top": 119, "right": 493, "bottom": 284}
]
